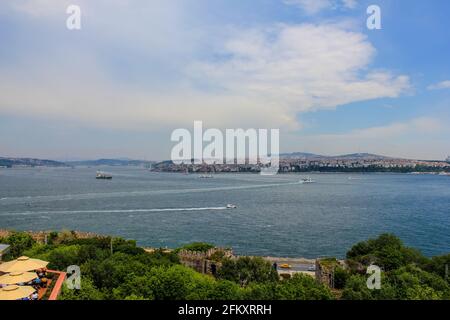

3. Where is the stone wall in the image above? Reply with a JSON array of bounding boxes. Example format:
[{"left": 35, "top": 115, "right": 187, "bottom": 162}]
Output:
[
  {"left": 315, "top": 258, "right": 346, "bottom": 288},
  {"left": 178, "top": 248, "right": 233, "bottom": 275},
  {"left": 0, "top": 229, "right": 104, "bottom": 243}
]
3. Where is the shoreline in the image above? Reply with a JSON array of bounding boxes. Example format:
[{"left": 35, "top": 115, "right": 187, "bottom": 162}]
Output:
[
  {"left": 1, "top": 229, "right": 326, "bottom": 262},
  {"left": 2, "top": 165, "right": 450, "bottom": 175}
]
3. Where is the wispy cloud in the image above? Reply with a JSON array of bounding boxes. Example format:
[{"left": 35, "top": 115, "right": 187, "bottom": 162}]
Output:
[
  {"left": 427, "top": 80, "right": 450, "bottom": 90},
  {"left": 342, "top": 0, "right": 358, "bottom": 9},
  {"left": 190, "top": 23, "right": 410, "bottom": 124},
  {"left": 0, "top": 21, "right": 410, "bottom": 131},
  {"left": 284, "top": 0, "right": 334, "bottom": 15},
  {"left": 0, "top": 0, "right": 448, "bottom": 160},
  {"left": 284, "top": 0, "right": 358, "bottom": 14}
]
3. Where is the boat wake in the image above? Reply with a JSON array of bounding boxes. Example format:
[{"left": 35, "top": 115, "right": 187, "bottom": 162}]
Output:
[
  {"left": 1, "top": 206, "right": 231, "bottom": 216},
  {"left": 0, "top": 181, "right": 301, "bottom": 205}
]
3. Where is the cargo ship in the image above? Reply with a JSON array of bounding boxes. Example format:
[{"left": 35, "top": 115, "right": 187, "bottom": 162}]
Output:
[{"left": 96, "top": 171, "right": 112, "bottom": 179}]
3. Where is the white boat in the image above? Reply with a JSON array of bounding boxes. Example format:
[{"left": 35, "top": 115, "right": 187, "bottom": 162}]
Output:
[
  {"left": 226, "top": 204, "right": 237, "bottom": 209},
  {"left": 199, "top": 174, "right": 213, "bottom": 178},
  {"left": 299, "top": 177, "right": 315, "bottom": 184}
]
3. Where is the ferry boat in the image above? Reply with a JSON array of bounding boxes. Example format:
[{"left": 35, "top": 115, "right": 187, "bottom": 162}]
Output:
[{"left": 96, "top": 171, "right": 112, "bottom": 180}]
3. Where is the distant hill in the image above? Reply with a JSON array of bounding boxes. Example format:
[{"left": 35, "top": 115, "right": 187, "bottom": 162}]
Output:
[
  {"left": 66, "top": 158, "right": 154, "bottom": 167},
  {"left": 0, "top": 157, "right": 67, "bottom": 168},
  {"left": 280, "top": 152, "right": 392, "bottom": 160},
  {"left": 332, "top": 153, "right": 392, "bottom": 160},
  {"left": 280, "top": 152, "right": 324, "bottom": 159}
]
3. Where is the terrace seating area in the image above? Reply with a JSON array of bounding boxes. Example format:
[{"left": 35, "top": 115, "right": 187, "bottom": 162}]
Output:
[{"left": 0, "top": 256, "right": 50, "bottom": 300}]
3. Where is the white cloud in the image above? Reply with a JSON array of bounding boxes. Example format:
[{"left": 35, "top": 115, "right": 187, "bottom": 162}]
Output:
[
  {"left": 190, "top": 24, "right": 410, "bottom": 122},
  {"left": 342, "top": 0, "right": 358, "bottom": 9},
  {"left": 0, "top": 4, "right": 409, "bottom": 132},
  {"left": 284, "top": 0, "right": 333, "bottom": 15},
  {"left": 427, "top": 80, "right": 450, "bottom": 90},
  {"left": 284, "top": 0, "right": 358, "bottom": 14}
]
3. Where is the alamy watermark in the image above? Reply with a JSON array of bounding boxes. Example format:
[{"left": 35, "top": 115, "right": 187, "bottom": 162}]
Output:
[
  {"left": 367, "top": 4, "right": 382, "bottom": 30},
  {"left": 171, "top": 121, "right": 280, "bottom": 175},
  {"left": 65, "top": 4, "right": 380, "bottom": 31},
  {"left": 65, "top": 265, "right": 81, "bottom": 290},
  {"left": 366, "top": 264, "right": 381, "bottom": 290},
  {"left": 66, "top": 5, "right": 81, "bottom": 30}
]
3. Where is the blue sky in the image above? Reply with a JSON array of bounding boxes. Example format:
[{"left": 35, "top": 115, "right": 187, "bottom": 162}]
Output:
[{"left": 0, "top": 0, "right": 449, "bottom": 160}]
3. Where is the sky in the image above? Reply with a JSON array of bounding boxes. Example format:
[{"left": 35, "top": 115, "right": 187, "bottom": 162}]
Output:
[{"left": 0, "top": 0, "right": 449, "bottom": 161}]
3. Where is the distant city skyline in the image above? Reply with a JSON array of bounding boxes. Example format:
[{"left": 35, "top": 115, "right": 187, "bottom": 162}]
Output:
[{"left": 0, "top": 0, "right": 449, "bottom": 160}]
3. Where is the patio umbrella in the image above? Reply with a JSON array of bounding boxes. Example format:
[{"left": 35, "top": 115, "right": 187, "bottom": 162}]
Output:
[
  {"left": 0, "top": 256, "right": 48, "bottom": 273},
  {"left": 0, "top": 272, "right": 38, "bottom": 285},
  {"left": 0, "top": 285, "right": 35, "bottom": 300}
]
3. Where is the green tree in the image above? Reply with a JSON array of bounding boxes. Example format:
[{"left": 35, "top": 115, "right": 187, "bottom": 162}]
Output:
[
  {"left": 346, "top": 234, "right": 426, "bottom": 271},
  {"left": 146, "top": 265, "right": 203, "bottom": 300},
  {"left": 1, "top": 232, "right": 36, "bottom": 259},
  {"left": 342, "top": 275, "right": 374, "bottom": 300},
  {"left": 217, "top": 256, "right": 278, "bottom": 286},
  {"left": 206, "top": 280, "right": 242, "bottom": 300},
  {"left": 334, "top": 266, "right": 350, "bottom": 289},
  {"left": 423, "top": 254, "right": 450, "bottom": 284},
  {"left": 274, "top": 274, "right": 334, "bottom": 300},
  {"left": 82, "top": 252, "right": 150, "bottom": 291},
  {"left": 175, "top": 242, "right": 215, "bottom": 253},
  {"left": 390, "top": 264, "right": 450, "bottom": 299},
  {"left": 59, "top": 277, "right": 104, "bottom": 300}
]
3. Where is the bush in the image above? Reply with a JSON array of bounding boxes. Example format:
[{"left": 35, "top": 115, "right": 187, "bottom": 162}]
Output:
[
  {"left": 175, "top": 242, "right": 215, "bottom": 253},
  {"left": 17, "top": 232, "right": 449, "bottom": 301},
  {"left": 334, "top": 266, "right": 350, "bottom": 289},
  {"left": 59, "top": 278, "right": 104, "bottom": 300},
  {"left": 274, "top": 274, "right": 334, "bottom": 300},
  {"left": 346, "top": 234, "right": 426, "bottom": 271},
  {"left": 217, "top": 256, "right": 279, "bottom": 286},
  {"left": 1, "top": 232, "right": 36, "bottom": 259},
  {"left": 423, "top": 254, "right": 450, "bottom": 284}
]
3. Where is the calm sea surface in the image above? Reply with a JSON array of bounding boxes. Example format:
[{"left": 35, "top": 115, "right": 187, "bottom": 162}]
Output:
[{"left": 0, "top": 167, "right": 449, "bottom": 258}]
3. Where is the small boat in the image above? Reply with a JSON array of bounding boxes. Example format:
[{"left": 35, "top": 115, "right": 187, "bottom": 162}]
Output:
[
  {"left": 279, "top": 264, "right": 292, "bottom": 269},
  {"left": 199, "top": 174, "right": 213, "bottom": 179},
  {"left": 96, "top": 171, "right": 112, "bottom": 180},
  {"left": 226, "top": 204, "right": 237, "bottom": 209},
  {"left": 299, "top": 177, "right": 315, "bottom": 184}
]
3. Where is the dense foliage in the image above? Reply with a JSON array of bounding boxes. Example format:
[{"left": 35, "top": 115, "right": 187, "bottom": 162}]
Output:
[
  {"left": 2, "top": 231, "right": 448, "bottom": 300},
  {"left": 0, "top": 231, "right": 35, "bottom": 259},
  {"left": 2, "top": 232, "right": 331, "bottom": 300},
  {"left": 217, "top": 256, "right": 279, "bottom": 285},
  {"left": 341, "top": 234, "right": 450, "bottom": 300}
]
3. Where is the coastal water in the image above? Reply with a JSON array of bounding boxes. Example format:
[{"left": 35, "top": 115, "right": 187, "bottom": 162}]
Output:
[{"left": 0, "top": 167, "right": 449, "bottom": 258}]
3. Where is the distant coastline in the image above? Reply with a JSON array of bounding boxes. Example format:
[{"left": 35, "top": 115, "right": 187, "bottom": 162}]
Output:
[{"left": 1, "top": 154, "right": 449, "bottom": 174}]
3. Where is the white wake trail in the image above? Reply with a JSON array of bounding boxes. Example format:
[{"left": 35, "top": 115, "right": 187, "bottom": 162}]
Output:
[
  {"left": 1, "top": 206, "right": 230, "bottom": 216},
  {"left": 0, "top": 181, "right": 301, "bottom": 204}
]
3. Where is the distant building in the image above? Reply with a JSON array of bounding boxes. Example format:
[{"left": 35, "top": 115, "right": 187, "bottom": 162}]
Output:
[{"left": 446, "top": 156, "right": 450, "bottom": 163}]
